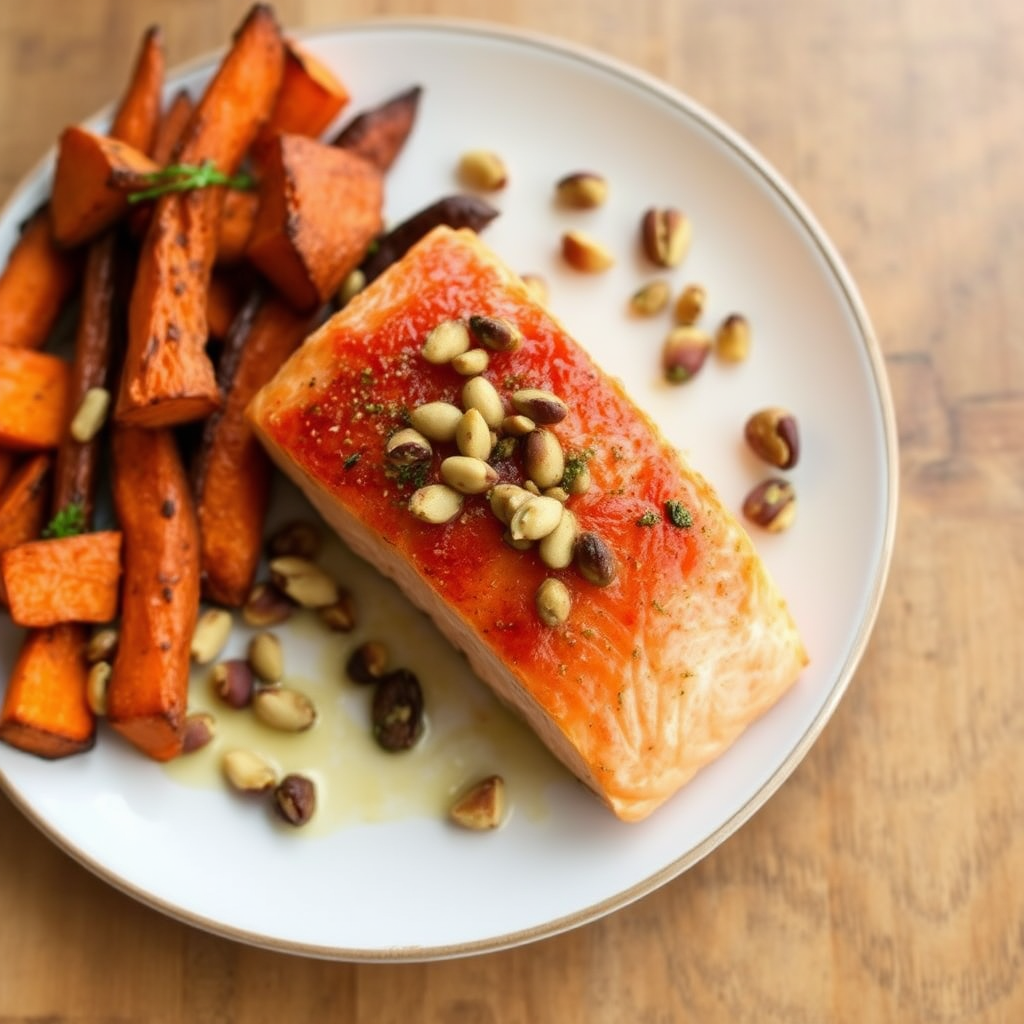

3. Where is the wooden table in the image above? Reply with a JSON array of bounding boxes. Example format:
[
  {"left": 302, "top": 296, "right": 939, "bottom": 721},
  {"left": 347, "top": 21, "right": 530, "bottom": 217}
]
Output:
[{"left": 2, "top": 1, "right": 1022, "bottom": 1020}]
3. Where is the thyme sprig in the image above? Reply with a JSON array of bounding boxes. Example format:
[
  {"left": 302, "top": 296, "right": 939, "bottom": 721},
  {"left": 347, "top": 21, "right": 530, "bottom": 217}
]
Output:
[{"left": 124, "top": 161, "right": 255, "bottom": 204}]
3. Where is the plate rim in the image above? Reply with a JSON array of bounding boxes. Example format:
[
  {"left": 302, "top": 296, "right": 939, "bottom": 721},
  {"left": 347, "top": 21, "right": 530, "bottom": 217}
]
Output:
[{"left": 0, "top": 15, "right": 899, "bottom": 962}]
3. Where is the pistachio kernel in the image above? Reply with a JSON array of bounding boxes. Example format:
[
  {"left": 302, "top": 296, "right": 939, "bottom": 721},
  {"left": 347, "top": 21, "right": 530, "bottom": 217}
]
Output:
[
  {"left": 222, "top": 749, "right": 277, "bottom": 793},
  {"left": 346, "top": 641, "right": 389, "bottom": 685},
  {"left": 386, "top": 427, "right": 433, "bottom": 465},
  {"left": 674, "top": 283, "right": 707, "bottom": 325},
  {"left": 523, "top": 428, "right": 566, "bottom": 490},
  {"left": 461, "top": 375, "right": 505, "bottom": 428},
  {"left": 455, "top": 408, "right": 493, "bottom": 460},
  {"left": 640, "top": 207, "right": 692, "bottom": 267},
  {"left": 274, "top": 774, "right": 317, "bottom": 826},
  {"left": 742, "top": 478, "right": 797, "bottom": 532},
  {"left": 450, "top": 348, "right": 491, "bottom": 376},
  {"left": 467, "top": 314, "right": 523, "bottom": 353},
  {"left": 440, "top": 455, "right": 499, "bottom": 495},
  {"left": 372, "top": 669, "right": 424, "bottom": 751},
  {"left": 269, "top": 557, "right": 339, "bottom": 609},
  {"left": 253, "top": 686, "right": 317, "bottom": 732},
  {"left": 211, "top": 659, "right": 255, "bottom": 709},
  {"left": 408, "top": 401, "right": 463, "bottom": 442},
  {"left": 422, "top": 318, "right": 471, "bottom": 365},
  {"left": 511, "top": 388, "right": 568, "bottom": 425},
  {"left": 662, "top": 326, "right": 711, "bottom": 384},
  {"left": 744, "top": 407, "right": 800, "bottom": 469},
  {"left": 509, "top": 495, "right": 564, "bottom": 541},
  {"left": 538, "top": 507, "right": 578, "bottom": 570},
  {"left": 242, "top": 581, "right": 293, "bottom": 627},
  {"left": 575, "top": 531, "right": 618, "bottom": 587},
  {"left": 408, "top": 484, "right": 464, "bottom": 524},
  {"left": 535, "top": 578, "right": 572, "bottom": 626},
  {"left": 629, "top": 280, "right": 671, "bottom": 317},
  {"left": 248, "top": 631, "right": 284, "bottom": 684},
  {"left": 457, "top": 149, "right": 508, "bottom": 191},
  {"left": 555, "top": 171, "right": 609, "bottom": 209},
  {"left": 716, "top": 313, "right": 752, "bottom": 362},
  {"left": 182, "top": 712, "right": 216, "bottom": 754}
]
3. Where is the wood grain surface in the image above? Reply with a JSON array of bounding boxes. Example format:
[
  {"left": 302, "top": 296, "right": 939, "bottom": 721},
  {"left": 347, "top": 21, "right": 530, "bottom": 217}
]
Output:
[{"left": 1, "top": 0, "right": 1022, "bottom": 1021}]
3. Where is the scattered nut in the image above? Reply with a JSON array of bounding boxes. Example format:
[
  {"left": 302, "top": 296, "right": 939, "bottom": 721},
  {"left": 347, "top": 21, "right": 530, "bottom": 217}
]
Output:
[
  {"left": 85, "top": 627, "right": 118, "bottom": 665},
  {"left": 450, "top": 348, "right": 490, "bottom": 376},
  {"left": 543, "top": 485, "right": 570, "bottom": 503},
  {"left": 457, "top": 149, "right": 507, "bottom": 190},
  {"left": 575, "top": 531, "right": 618, "bottom": 587},
  {"left": 253, "top": 686, "right": 317, "bottom": 732},
  {"left": 662, "top": 326, "right": 711, "bottom": 383},
  {"left": 336, "top": 267, "right": 366, "bottom": 307},
  {"left": 523, "top": 479, "right": 541, "bottom": 496},
  {"left": 69, "top": 386, "right": 111, "bottom": 444},
  {"left": 674, "top": 283, "right": 707, "bottom": 325},
  {"left": 716, "top": 313, "right": 751, "bottom": 362},
  {"left": 501, "top": 413, "right": 535, "bottom": 436},
  {"left": 440, "top": 455, "right": 499, "bottom": 495},
  {"left": 248, "top": 631, "right": 284, "bottom": 684},
  {"left": 242, "top": 581, "right": 293, "bottom": 627},
  {"left": 488, "top": 483, "right": 533, "bottom": 526},
  {"left": 372, "top": 669, "right": 424, "bottom": 751},
  {"left": 538, "top": 507, "right": 578, "bottom": 570},
  {"left": 274, "top": 773, "right": 316, "bottom": 826},
  {"left": 461, "top": 375, "right": 505, "bottom": 428},
  {"left": 449, "top": 775, "right": 506, "bottom": 830},
  {"left": 467, "top": 314, "right": 523, "bottom": 353},
  {"left": 509, "top": 494, "right": 564, "bottom": 541},
  {"left": 455, "top": 408, "right": 493, "bottom": 460},
  {"left": 422, "top": 318, "right": 471, "bottom": 364},
  {"left": 211, "top": 659, "right": 255, "bottom": 709},
  {"left": 86, "top": 661, "right": 111, "bottom": 716},
  {"left": 409, "top": 401, "right": 464, "bottom": 442},
  {"left": 182, "top": 711, "right": 216, "bottom": 753},
  {"left": 640, "top": 207, "right": 692, "bottom": 267},
  {"left": 511, "top": 388, "right": 568, "bottom": 425},
  {"left": 520, "top": 273, "right": 549, "bottom": 305},
  {"left": 555, "top": 171, "right": 608, "bottom": 209},
  {"left": 564, "top": 462, "right": 592, "bottom": 496},
  {"left": 346, "top": 641, "right": 390, "bottom": 684},
  {"left": 744, "top": 407, "right": 800, "bottom": 469},
  {"left": 190, "top": 608, "right": 233, "bottom": 665},
  {"left": 409, "top": 483, "right": 464, "bottom": 524},
  {"left": 742, "top": 478, "right": 797, "bottom": 532},
  {"left": 561, "top": 229, "right": 615, "bottom": 273},
  {"left": 535, "top": 577, "right": 572, "bottom": 626},
  {"left": 267, "top": 520, "right": 321, "bottom": 560},
  {"left": 523, "top": 429, "right": 566, "bottom": 489},
  {"left": 502, "top": 530, "right": 534, "bottom": 551},
  {"left": 318, "top": 591, "right": 357, "bottom": 632},
  {"left": 385, "top": 427, "right": 433, "bottom": 465},
  {"left": 268, "top": 557, "right": 339, "bottom": 609},
  {"left": 222, "top": 749, "right": 277, "bottom": 793},
  {"left": 629, "top": 280, "right": 671, "bottom": 317}
]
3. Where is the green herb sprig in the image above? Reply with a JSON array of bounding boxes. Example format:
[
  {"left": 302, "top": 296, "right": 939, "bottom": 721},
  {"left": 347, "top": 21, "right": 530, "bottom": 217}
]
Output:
[
  {"left": 42, "top": 501, "right": 85, "bottom": 539},
  {"left": 124, "top": 161, "right": 255, "bottom": 204}
]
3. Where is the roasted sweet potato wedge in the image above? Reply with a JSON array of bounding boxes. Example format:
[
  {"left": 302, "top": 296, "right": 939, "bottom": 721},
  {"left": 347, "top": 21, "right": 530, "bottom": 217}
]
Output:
[
  {"left": 246, "top": 134, "right": 383, "bottom": 311},
  {"left": 259, "top": 37, "right": 349, "bottom": 142},
  {"left": 0, "top": 347, "right": 72, "bottom": 451}
]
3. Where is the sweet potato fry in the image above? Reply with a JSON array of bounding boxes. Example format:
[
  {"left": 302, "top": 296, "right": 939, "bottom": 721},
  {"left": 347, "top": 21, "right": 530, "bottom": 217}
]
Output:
[
  {"left": 116, "top": 4, "right": 285, "bottom": 428},
  {"left": 107, "top": 427, "right": 200, "bottom": 761},
  {"left": 109, "top": 24, "right": 165, "bottom": 154},
  {"left": 0, "top": 451, "right": 14, "bottom": 493},
  {"left": 217, "top": 188, "right": 259, "bottom": 264},
  {"left": 359, "top": 194, "right": 499, "bottom": 283},
  {"left": 206, "top": 271, "right": 246, "bottom": 339},
  {"left": 52, "top": 233, "right": 119, "bottom": 524},
  {"left": 195, "top": 292, "right": 316, "bottom": 605},
  {"left": 0, "top": 624, "right": 94, "bottom": 758},
  {"left": 333, "top": 85, "right": 421, "bottom": 173},
  {"left": 152, "top": 89, "right": 195, "bottom": 166},
  {"left": 51, "top": 128, "right": 160, "bottom": 248},
  {"left": 1, "top": 531, "right": 122, "bottom": 628},
  {"left": 0, "top": 347, "right": 72, "bottom": 450},
  {"left": 259, "top": 38, "right": 349, "bottom": 142},
  {"left": 0, "top": 207, "right": 80, "bottom": 350},
  {"left": 246, "top": 135, "right": 383, "bottom": 311},
  {"left": 0, "top": 455, "right": 52, "bottom": 605}
]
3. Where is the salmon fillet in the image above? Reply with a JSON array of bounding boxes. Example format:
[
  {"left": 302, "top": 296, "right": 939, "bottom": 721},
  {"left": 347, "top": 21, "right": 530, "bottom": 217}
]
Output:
[{"left": 247, "top": 226, "right": 808, "bottom": 822}]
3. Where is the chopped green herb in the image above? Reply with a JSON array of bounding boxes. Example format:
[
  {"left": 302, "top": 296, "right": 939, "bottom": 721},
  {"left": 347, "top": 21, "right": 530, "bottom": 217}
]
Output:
[
  {"left": 561, "top": 446, "right": 595, "bottom": 490},
  {"left": 363, "top": 402, "right": 384, "bottom": 414},
  {"left": 343, "top": 452, "right": 362, "bottom": 470},
  {"left": 636, "top": 509, "right": 661, "bottom": 527},
  {"left": 359, "top": 368, "right": 375, "bottom": 387},
  {"left": 388, "top": 460, "right": 430, "bottom": 490},
  {"left": 124, "top": 161, "right": 255, "bottom": 204},
  {"left": 42, "top": 502, "right": 85, "bottom": 539},
  {"left": 492, "top": 436, "right": 518, "bottom": 461},
  {"left": 665, "top": 500, "right": 693, "bottom": 529}
]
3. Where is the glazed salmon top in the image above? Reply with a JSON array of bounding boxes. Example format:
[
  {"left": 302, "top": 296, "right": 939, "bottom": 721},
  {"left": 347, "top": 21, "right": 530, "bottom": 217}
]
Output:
[{"left": 249, "top": 227, "right": 806, "bottom": 821}]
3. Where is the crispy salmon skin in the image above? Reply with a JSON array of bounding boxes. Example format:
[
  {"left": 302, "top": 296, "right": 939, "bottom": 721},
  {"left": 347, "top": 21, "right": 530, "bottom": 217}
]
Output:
[{"left": 248, "top": 226, "right": 807, "bottom": 821}]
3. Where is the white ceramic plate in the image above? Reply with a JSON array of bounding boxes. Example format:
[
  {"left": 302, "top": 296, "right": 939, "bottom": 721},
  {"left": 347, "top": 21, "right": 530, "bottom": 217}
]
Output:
[{"left": 0, "top": 20, "right": 896, "bottom": 960}]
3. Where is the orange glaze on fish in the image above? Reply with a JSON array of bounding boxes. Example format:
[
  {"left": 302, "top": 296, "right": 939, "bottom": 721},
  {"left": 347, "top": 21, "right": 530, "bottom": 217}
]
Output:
[{"left": 248, "top": 227, "right": 807, "bottom": 821}]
